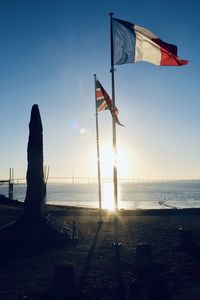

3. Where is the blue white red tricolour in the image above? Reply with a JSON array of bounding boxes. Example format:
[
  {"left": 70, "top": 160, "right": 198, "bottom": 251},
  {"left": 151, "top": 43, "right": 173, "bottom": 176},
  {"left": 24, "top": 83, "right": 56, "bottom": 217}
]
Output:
[{"left": 113, "top": 18, "right": 188, "bottom": 66}]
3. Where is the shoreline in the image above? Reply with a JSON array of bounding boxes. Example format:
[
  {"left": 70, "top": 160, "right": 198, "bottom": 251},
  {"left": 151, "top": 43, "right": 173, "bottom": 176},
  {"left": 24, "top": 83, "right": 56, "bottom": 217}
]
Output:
[
  {"left": 1, "top": 180, "right": 200, "bottom": 212},
  {"left": 1, "top": 197, "right": 200, "bottom": 217}
]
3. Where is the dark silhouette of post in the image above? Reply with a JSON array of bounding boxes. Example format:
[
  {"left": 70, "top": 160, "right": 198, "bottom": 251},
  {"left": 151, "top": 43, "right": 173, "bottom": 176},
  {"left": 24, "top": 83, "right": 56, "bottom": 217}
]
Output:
[
  {"left": 24, "top": 104, "right": 45, "bottom": 218},
  {"left": 8, "top": 168, "right": 14, "bottom": 199}
]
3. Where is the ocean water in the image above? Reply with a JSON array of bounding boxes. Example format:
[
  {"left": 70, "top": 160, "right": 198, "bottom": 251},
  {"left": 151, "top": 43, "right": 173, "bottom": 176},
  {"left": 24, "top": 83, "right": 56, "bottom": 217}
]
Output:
[{"left": 0, "top": 181, "right": 200, "bottom": 209}]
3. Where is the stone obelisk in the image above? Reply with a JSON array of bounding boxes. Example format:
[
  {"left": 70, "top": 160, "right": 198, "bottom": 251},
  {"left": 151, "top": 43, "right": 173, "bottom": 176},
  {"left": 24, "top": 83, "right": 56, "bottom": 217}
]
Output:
[{"left": 24, "top": 104, "right": 45, "bottom": 219}]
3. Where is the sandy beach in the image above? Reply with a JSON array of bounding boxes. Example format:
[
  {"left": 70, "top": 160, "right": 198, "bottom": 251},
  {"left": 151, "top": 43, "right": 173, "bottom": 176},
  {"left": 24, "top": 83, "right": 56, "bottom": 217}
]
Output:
[{"left": 0, "top": 204, "right": 200, "bottom": 299}]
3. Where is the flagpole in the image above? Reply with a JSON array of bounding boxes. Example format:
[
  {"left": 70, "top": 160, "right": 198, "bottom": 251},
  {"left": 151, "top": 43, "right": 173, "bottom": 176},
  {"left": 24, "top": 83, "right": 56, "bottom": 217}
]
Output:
[
  {"left": 94, "top": 74, "right": 103, "bottom": 223},
  {"left": 109, "top": 12, "right": 120, "bottom": 245}
]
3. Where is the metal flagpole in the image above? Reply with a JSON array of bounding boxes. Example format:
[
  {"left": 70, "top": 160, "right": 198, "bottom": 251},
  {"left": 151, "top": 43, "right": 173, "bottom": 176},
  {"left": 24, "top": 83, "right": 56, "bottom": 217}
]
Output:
[
  {"left": 94, "top": 74, "right": 103, "bottom": 223},
  {"left": 109, "top": 13, "right": 121, "bottom": 246}
]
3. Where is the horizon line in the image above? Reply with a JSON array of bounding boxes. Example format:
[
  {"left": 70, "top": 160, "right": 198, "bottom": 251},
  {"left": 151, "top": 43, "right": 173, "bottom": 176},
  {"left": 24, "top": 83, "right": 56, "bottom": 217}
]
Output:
[{"left": 1, "top": 176, "right": 200, "bottom": 184}]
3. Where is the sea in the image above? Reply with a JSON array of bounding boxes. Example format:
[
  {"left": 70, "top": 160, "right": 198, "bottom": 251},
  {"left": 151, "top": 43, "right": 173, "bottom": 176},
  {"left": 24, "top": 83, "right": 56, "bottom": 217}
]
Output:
[{"left": 0, "top": 181, "right": 200, "bottom": 210}]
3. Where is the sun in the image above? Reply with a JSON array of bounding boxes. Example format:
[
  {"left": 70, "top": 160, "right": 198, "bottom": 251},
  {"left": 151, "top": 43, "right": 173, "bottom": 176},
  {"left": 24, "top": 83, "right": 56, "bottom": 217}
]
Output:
[{"left": 100, "top": 144, "right": 129, "bottom": 179}]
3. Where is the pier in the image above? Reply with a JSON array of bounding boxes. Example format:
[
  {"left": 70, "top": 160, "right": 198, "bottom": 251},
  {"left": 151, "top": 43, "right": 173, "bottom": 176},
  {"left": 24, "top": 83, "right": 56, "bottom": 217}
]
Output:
[{"left": 0, "top": 168, "right": 14, "bottom": 199}]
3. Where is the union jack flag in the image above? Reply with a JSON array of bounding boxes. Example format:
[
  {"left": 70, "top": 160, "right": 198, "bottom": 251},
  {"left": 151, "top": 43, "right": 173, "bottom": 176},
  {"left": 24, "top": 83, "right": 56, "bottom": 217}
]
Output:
[{"left": 96, "top": 78, "right": 124, "bottom": 126}]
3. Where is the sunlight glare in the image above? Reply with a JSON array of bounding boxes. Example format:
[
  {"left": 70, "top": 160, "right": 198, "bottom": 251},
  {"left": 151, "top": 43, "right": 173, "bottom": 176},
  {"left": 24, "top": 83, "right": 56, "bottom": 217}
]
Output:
[
  {"left": 100, "top": 144, "right": 129, "bottom": 179},
  {"left": 102, "top": 182, "right": 121, "bottom": 211},
  {"left": 102, "top": 182, "right": 115, "bottom": 211},
  {"left": 100, "top": 145, "right": 114, "bottom": 178}
]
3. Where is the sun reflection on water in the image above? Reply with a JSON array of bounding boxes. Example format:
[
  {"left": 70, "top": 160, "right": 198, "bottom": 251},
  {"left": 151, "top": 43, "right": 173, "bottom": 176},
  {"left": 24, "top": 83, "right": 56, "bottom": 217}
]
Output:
[{"left": 102, "top": 182, "right": 121, "bottom": 211}]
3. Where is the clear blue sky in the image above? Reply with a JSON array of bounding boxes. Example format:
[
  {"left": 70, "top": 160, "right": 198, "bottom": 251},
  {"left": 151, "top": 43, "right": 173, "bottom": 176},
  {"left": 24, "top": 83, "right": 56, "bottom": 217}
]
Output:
[{"left": 0, "top": 0, "right": 199, "bottom": 180}]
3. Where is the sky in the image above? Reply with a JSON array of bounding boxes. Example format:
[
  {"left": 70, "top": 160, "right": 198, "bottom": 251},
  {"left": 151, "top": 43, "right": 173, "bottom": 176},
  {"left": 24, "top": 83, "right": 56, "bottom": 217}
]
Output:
[{"left": 0, "top": 0, "right": 200, "bottom": 181}]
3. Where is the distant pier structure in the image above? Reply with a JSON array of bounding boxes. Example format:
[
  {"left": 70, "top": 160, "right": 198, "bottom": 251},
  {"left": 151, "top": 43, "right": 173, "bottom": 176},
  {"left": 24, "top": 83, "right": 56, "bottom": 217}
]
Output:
[
  {"left": 0, "top": 168, "right": 14, "bottom": 199},
  {"left": 5, "top": 176, "right": 200, "bottom": 185},
  {"left": 8, "top": 168, "right": 14, "bottom": 199},
  {"left": 1, "top": 172, "right": 200, "bottom": 197},
  {"left": 12, "top": 176, "right": 200, "bottom": 184}
]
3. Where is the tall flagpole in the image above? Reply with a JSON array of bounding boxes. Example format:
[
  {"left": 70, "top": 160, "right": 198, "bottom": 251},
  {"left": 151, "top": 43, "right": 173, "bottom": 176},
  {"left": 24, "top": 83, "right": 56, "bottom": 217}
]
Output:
[
  {"left": 109, "top": 12, "right": 120, "bottom": 245},
  {"left": 94, "top": 74, "right": 103, "bottom": 223}
]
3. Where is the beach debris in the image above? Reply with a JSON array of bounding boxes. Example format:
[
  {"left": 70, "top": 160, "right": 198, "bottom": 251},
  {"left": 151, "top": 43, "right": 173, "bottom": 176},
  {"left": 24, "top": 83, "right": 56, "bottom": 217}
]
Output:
[
  {"left": 24, "top": 104, "right": 45, "bottom": 219},
  {"left": 50, "top": 262, "right": 76, "bottom": 299},
  {"left": 158, "top": 200, "right": 178, "bottom": 209}
]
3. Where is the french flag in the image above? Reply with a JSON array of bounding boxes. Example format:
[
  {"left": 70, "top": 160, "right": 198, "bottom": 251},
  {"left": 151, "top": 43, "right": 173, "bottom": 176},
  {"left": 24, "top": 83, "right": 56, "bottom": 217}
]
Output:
[{"left": 113, "top": 18, "right": 188, "bottom": 66}]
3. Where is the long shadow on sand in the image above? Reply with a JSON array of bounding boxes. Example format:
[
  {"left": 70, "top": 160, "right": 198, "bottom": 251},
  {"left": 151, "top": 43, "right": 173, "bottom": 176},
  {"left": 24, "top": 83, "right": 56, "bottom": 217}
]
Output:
[
  {"left": 114, "top": 245, "right": 126, "bottom": 300},
  {"left": 78, "top": 221, "right": 102, "bottom": 291}
]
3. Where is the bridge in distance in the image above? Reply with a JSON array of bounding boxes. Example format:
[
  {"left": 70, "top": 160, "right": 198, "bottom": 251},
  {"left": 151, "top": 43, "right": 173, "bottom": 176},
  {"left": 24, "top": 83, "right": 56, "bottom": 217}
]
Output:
[{"left": 1, "top": 176, "right": 200, "bottom": 185}]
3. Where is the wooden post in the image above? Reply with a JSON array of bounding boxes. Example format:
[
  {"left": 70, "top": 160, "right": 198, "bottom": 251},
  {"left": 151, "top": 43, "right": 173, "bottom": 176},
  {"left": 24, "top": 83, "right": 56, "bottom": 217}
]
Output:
[
  {"left": 8, "top": 168, "right": 14, "bottom": 199},
  {"left": 72, "top": 221, "right": 79, "bottom": 240},
  {"left": 8, "top": 182, "right": 13, "bottom": 199}
]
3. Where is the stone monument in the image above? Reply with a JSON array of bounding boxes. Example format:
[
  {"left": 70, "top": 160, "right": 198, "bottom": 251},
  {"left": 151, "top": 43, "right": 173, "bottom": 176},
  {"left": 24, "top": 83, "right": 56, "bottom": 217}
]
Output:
[{"left": 24, "top": 104, "right": 45, "bottom": 219}]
